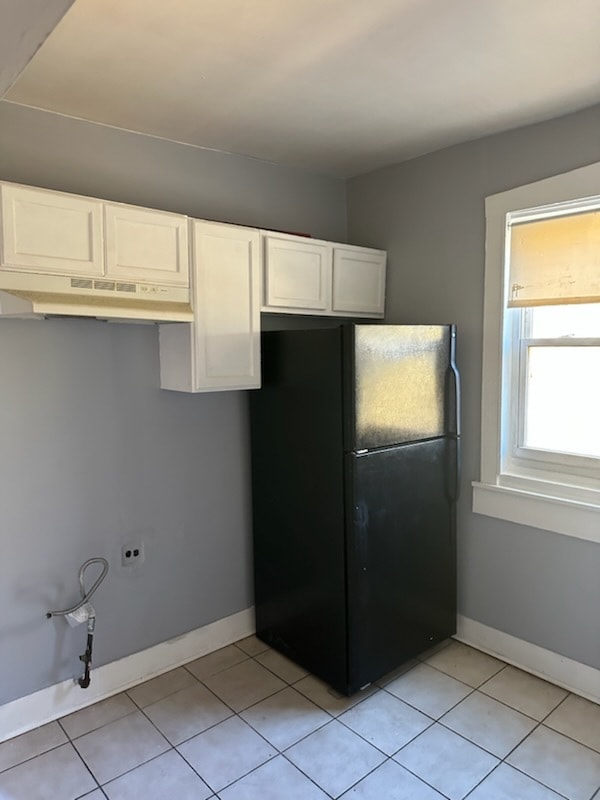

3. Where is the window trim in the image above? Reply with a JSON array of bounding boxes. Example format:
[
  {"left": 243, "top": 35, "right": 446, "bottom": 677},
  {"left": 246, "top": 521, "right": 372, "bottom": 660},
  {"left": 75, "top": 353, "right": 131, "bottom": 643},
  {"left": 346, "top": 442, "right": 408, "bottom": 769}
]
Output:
[{"left": 474, "top": 161, "right": 600, "bottom": 543}]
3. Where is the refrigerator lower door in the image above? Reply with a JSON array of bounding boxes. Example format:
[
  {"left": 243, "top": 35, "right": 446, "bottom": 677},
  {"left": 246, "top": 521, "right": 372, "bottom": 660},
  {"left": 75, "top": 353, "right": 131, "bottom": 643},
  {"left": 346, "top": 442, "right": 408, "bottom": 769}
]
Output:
[{"left": 346, "top": 438, "right": 456, "bottom": 692}]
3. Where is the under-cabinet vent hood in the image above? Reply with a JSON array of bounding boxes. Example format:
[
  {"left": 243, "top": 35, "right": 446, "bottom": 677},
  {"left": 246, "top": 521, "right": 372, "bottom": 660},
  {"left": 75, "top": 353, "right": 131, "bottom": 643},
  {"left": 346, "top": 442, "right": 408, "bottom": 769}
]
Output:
[{"left": 0, "top": 272, "right": 193, "bottom": 321}]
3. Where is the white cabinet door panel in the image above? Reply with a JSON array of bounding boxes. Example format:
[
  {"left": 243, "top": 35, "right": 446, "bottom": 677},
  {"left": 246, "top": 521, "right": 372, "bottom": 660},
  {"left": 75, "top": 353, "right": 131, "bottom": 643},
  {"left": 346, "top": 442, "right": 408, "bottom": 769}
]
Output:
[
  {"left": 332, "top": 247, "right": 386, "bottom": 316},
  {"left": 264, "top": 235, "right": 331, "bottom": 311},
  {"left": 194, "top": 223, "right": 260, "bottom": 388},
  {"left": 105, "top": 204, "right": 188, "bottom": 286},
  {"left": 1, "top": 183, "right": 103, "bottom": 276},
  {"left": 160, "top": 220, "right": 260, "bottom": 392}
]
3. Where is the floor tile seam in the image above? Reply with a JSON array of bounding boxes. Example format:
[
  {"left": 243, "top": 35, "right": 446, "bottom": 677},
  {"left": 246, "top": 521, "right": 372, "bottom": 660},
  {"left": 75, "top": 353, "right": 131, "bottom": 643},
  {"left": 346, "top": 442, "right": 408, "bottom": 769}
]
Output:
[
  {"left": 540, "top": 694, "right": 600, "bottom": 755},
  {"left": 181, "top": 649, "right": 251, "bottom": 682},
  {"left": 333, "top": 703, "right": 437, "bottom": 759},
  {"left": 459, "top": 759, "right": 570, "bottom": 800},
  {"left": 0, "top": 738, "right": 99, "bottom": 791},
  {"left": 389, "top": 751, "right": 467, "bottom": 799},
  {"left": 495, "top": 759, "right": 574, "bottom": 800},
  {"left": 439, "top": 685, "right": 548, "bottom": 726},
  {"left": 168, "top": 740, "right": 223, "bottom": 793},
  {"left": 418, "top": 657, "right": 503, "bottom": 689},
  {"left": 535, "top": 722, "right": 600, "bottom": 757},
  {"left": 128, "top": 672, "right": 231, "bottom": 718},
  {"left": 76, "top": 789, "right": 107, "bottom": 800},
  {"left": 59, "top": 696, "right": 139, "bottom": 741},
  {"left": 236, "top": 638, "right": 271, "bottom": 658},
  {"left": 137, "top": 692, "right": 237, "bottom": 748},
  {"left": 460, "top": 761, "right": 506, "bottom": 800},
  {"left": 126, "top": 679, "right": 203, "bottom": 712},
  {"left": 431, "top": 716, "right": 524, "bottom": 762},
  {"left": 0, "top": 735, "right": 71, "bottom": 775},
  {"left": 240, "top": 679, "right": 339, "bottom": 722},
  {"left": 277, "top": 748, "right": 349, "bottom": 798},
  {"left": 126, "top": 667, "right": 203, "bottom": 707},
  {"left": 379, "top": 676, "right": 478, "bottom": 719},
  {"left": 250, "top": 654, "right": 309, "bottom": 687},
  {"left": 239, "top": 704, "right": 349, "bottom": 760},
  {"left": 195, "top": 656, "right": 291, "bottom": 711},
  {"left": 502, "top": 720, "right": 600, "bottom": 797},
  {"left": 180, "top": 746, "right": 281, "bottom": 796},
  {"left": 328, "top": 753, "right": 399, "bottom": 799},
  {"left": 206, "top": 676, "right": 325, "bottom": 718},
  {"left": 94, "top": 745, "right": 211, "bottom": 794},
  {"left": 472, "top": 662, "right": 511, "bottom": 693},
  {"left": 239, "top": 701, "right": 332, "bottom": 751},
  {"left": 498, "top": 717, "right": 600, "bottom": 799},
  {"left": 536, "top": 690, "right": 572, "bottom": 724},
  {"left": 73, "top": 729, "right": 172, "bottom": 787},
  {"left": 67, "top": 704, "right": 171, "bottom": 751},
  {"left": 171, "top": 708, "right": 286, "bottom": 784},
  {"left": 68, "top": 700, "right": 174, "bottom": 783},
  {"left": 68, "top": 738, "right": 103, "bottom": 794},
  {"left": 477, "top": 685, "right": 570, "bottom": 722}
]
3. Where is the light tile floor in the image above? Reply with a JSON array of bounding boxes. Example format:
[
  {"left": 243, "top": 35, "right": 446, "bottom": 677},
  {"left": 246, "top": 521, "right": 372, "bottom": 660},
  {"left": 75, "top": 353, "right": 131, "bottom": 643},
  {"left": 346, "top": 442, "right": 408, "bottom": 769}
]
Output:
[{"left": 1, "top": 637, "right": 600, "bottom": 800}]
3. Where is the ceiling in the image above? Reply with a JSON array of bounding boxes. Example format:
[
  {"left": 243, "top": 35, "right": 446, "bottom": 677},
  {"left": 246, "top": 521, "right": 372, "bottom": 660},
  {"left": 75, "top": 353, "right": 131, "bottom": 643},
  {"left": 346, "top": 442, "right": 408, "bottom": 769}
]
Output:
[
  {"left": 0, "top": 0, "right": 74, "bottom": 95},
  {"left": 4, "top": 0, "right": 600, "bottom": 177}
]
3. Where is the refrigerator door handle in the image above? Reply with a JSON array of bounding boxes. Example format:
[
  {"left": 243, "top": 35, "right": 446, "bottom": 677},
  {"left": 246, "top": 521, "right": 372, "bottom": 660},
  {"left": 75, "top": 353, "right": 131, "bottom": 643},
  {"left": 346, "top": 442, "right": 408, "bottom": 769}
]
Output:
[
  {"left": 447, "top": 328, "right": 461, "bottom": 501},
  {"left": 448, "top": 326, "right": 461, "bottom": 438}
]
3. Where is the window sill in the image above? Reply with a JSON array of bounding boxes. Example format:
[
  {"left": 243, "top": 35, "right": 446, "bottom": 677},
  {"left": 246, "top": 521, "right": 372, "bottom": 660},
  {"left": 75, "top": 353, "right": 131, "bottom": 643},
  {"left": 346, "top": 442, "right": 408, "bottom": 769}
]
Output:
[{"left": 472, "top": 481, "right": 600, "bottom": 544}]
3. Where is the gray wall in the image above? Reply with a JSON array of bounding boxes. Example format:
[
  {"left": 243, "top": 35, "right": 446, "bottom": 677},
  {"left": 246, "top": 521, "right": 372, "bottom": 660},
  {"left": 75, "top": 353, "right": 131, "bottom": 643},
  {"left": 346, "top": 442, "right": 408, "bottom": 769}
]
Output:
[
  {"left": 0, "top": 101, "right": 347, "bottom": 704},
  {"left": 347, "top": 103, "right": 600, "bottom": 670}
]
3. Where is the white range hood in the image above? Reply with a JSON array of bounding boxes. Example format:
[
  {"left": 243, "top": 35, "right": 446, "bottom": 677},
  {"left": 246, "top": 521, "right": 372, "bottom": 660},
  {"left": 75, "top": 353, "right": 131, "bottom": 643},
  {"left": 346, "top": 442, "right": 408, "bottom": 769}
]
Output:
[{"left": 0, "top": 272, "right": 193, "bottom": 322}]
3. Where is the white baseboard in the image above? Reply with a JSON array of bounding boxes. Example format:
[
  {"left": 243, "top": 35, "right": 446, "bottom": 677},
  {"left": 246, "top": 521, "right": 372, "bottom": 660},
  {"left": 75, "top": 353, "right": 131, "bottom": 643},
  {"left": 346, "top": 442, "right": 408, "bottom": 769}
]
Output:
[
  {"left": 456, "top": 615, "right": 600, "bottom": 703},
  {"left": 0, "top": 607, "right": 255, "bottom": 744}
]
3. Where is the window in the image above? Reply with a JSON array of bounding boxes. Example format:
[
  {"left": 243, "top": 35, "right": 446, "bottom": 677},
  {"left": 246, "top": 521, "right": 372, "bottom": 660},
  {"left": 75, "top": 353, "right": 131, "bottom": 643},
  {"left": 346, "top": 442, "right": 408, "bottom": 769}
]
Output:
[{"left": 473, "top": 162, "right": 600, "bottom": 543}]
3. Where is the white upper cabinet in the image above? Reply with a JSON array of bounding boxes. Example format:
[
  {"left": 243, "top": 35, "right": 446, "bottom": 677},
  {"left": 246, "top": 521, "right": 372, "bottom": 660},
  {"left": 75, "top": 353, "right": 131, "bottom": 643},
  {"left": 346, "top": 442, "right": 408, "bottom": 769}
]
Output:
[
  {"left": 105, "top": 203, "right": 188, "bottom": 285},
  {"left": 0, "top": 182, "right": 190, "bottom": 289},
  {"left": 0, "top": 183, "right": 103, "bottom": 276},
  {"left": 332, "top": 245, "right": 386, "bottom": 316},
  {"left": 261, "top": 231, "right": 385, "bottom": 318},
  {"left": 263, "top": 233, "right": 331, "bottom": 312},
  {"left": 159, "top": 220, "right": 261, "bottom": 392}
]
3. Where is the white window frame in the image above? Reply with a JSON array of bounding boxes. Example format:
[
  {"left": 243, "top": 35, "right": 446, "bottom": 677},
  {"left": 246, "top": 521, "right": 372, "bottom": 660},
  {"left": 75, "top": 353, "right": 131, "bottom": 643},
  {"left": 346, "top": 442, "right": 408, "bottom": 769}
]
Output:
[{"left": 473, "top": 161, "right": 600, "bottom": 544}]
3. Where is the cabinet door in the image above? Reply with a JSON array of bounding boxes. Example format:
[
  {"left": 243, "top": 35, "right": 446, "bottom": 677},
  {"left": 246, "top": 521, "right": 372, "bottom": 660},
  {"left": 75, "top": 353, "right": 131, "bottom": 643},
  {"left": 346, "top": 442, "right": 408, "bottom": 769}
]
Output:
[
  {"left": 0, "top": 183, "right": 103, "bottom": 276},
  {"left": 263, "top": 234, "right": 331, "bottom": 312},
  {"left": 332, "top": 246, "right": 386, "bottom": 317},
  {"left": 159, "top": 221, "right": 261, "bottom": 392},
  {"left": 105, "top": 204, "right": 189, "bottom": 286}
]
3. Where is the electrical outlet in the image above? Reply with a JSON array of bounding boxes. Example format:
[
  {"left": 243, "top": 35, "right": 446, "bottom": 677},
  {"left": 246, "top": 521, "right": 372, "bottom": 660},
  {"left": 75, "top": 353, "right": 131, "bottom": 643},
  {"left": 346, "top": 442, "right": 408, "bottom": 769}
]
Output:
[{"left": 121, "top": 542, "right": 144, "bottom": 567}]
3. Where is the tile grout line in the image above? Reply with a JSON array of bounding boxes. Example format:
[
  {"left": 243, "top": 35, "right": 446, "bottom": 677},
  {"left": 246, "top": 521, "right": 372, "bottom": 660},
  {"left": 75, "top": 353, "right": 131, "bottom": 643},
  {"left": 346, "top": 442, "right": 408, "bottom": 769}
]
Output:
[{"left": 3, "top": 638, "right": 599, "bottom": 799}]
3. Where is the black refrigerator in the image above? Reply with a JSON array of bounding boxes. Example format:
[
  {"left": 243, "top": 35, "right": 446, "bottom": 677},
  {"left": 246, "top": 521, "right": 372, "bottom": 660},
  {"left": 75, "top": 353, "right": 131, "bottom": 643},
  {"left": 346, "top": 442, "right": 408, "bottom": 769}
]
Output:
[{"left": 249, "top": 324, "right": 460, "bottom": 695}]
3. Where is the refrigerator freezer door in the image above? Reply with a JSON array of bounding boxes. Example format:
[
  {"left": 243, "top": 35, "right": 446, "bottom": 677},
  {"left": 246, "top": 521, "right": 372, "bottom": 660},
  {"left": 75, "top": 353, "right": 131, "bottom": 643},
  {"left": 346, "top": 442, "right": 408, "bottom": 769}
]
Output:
[
  {"left": 345, "top": 438, "right": 456, "bottom": 693},
  {"left": 347, "top": 325, "right": 454, "bottom": 451}
]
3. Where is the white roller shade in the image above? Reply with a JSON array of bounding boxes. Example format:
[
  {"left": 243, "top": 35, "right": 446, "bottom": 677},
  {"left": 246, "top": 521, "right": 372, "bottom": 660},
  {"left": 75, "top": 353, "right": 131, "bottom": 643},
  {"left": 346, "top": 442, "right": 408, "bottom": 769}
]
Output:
[{"left": 508, "top": 209, "right": 600, "bottom": 307}]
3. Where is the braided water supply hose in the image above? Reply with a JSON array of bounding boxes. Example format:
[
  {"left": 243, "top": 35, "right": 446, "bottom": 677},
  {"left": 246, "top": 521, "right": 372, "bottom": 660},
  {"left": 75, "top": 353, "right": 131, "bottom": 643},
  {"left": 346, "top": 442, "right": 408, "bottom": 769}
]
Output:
[{"left": 47, "top": 557, "right": 109, "bottom": 688}]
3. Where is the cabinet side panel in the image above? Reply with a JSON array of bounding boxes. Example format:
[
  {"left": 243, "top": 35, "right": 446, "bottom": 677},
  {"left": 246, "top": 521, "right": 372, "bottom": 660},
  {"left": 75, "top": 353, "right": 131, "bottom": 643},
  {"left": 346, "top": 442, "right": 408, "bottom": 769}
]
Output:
[
  {"left": 158, "top": 322, "right": 194, "bottom": 391},
  {"left": 249, "top": 328, "right": 348, "bottom": 691}
]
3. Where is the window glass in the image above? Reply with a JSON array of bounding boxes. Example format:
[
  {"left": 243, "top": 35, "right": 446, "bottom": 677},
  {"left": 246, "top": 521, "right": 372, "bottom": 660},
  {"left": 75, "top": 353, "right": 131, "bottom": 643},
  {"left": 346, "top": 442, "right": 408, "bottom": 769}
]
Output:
[
  {"left": 528, "top": 303, "right": 600, "bottom": 338},
  {"left": 523, "top": 344, "right": 600, "bottom": 458}
]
